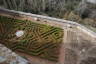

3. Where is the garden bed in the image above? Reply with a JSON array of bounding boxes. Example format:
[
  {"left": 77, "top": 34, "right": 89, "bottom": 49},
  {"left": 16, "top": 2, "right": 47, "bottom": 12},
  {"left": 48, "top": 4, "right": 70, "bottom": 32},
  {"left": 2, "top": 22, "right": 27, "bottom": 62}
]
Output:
[{"left": 0, "top": 15, "right": 64, "bottom": 62}]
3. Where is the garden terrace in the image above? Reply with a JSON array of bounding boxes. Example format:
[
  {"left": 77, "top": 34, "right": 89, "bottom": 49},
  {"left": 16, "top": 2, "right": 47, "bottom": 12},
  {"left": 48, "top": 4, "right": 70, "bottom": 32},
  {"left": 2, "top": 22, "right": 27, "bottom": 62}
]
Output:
[{"left": 0, "top": 8, "right": 96, "bottom": 64}]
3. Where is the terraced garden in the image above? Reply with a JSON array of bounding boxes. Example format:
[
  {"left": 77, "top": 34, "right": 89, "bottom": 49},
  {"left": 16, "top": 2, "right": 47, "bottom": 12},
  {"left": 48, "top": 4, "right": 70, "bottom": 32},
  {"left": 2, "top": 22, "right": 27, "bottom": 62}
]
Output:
[{"left": 0, "top": 16, "right": 64, "bottom": 62}]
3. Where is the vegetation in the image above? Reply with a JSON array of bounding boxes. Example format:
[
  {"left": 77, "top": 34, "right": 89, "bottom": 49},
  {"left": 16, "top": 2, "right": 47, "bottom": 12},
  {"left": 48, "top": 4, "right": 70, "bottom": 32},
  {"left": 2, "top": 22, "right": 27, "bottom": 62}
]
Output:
[
  {"left": 0, "top": 16, "right": 63, "bottom": 62},
  {"left": 80, "top": 57, "right": 96, "bottom": 64},
  {"left": 0, "top": 0, "right": 81, "bottom": 17},
  {"left": 0, "top": 0, "right": 96, "bottom": 30}
]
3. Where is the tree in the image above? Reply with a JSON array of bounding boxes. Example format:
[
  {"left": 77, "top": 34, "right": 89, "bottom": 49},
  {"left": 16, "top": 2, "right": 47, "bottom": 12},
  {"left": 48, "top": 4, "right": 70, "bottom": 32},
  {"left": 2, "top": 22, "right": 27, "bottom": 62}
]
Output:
[{"left": 3, "top": 0, "right": 25, "bottom": 11}]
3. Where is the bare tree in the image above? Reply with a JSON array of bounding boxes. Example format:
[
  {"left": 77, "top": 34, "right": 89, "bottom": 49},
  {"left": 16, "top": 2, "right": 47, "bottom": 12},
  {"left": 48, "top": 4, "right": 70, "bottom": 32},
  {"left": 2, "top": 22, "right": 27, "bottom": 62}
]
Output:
[{"left": 1, "top": 0, "right": 81, "bottom": 17}]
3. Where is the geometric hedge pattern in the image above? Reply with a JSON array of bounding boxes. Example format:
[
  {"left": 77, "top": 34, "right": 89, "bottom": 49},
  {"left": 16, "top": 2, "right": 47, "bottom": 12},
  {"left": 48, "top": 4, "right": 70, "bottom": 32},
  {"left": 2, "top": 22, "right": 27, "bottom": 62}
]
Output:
[{"left": 0, "top": 16, "right": 63, "bottom": 62}]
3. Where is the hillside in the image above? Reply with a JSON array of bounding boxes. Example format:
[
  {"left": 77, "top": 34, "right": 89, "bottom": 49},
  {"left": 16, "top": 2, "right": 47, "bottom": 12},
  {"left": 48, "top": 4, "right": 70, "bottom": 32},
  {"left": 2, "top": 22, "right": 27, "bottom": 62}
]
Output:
[{"left": 0, "top": 0, "right": 96, "bottom": 32}]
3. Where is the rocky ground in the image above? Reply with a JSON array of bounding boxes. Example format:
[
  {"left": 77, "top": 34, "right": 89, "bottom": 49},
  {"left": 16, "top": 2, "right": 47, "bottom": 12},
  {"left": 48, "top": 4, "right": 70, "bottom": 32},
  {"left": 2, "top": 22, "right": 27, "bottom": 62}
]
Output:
[{"left": 0, "top": 44, "right": 28, "bottom": 64}]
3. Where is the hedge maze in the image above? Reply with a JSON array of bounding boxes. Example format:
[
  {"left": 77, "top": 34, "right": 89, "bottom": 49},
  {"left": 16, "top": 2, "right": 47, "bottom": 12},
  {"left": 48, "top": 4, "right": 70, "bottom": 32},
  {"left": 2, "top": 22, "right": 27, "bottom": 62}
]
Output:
[{"left": 0, "top": 16, "right": 63, "bottom": 62}]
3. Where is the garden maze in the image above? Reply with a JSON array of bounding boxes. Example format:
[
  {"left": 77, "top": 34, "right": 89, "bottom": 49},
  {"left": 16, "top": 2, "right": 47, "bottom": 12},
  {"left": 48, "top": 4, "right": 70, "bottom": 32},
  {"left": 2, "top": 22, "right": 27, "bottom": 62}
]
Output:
[{"left": 0, "top": 16, "right": 64, "bottom": 62}]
